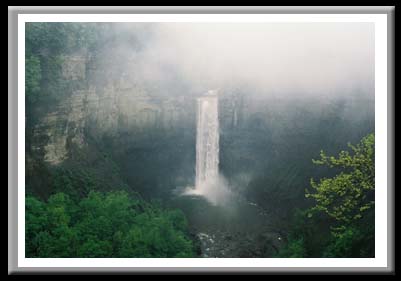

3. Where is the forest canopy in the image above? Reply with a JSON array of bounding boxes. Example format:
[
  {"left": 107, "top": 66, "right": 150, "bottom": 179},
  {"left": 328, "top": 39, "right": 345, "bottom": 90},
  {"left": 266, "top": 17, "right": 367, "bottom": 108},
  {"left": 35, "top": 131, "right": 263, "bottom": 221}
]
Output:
[{"left": 26, "top": 190, "right": 197, "bottom": 258}]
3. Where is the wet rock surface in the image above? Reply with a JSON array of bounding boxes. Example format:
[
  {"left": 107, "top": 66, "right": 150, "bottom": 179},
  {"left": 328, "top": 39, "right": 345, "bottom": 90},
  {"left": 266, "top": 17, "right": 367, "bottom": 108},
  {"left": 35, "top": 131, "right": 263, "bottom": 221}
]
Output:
[{"left": 171, "top": 194, "right": 284, "bottom": 258}]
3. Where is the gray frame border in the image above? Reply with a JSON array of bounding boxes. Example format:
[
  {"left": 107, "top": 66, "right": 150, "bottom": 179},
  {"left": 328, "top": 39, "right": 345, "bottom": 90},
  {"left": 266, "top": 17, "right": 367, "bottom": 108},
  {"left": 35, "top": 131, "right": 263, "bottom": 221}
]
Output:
[{"left": 8, "top": 6, "right": 395, "bottom": 274}]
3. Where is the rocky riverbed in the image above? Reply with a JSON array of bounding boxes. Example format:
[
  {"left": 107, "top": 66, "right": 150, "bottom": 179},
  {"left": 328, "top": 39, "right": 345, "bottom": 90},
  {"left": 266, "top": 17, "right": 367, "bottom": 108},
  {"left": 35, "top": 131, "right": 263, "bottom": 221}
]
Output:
[{"left": 170, "top": 194, "right": 284, "bottom": 258}]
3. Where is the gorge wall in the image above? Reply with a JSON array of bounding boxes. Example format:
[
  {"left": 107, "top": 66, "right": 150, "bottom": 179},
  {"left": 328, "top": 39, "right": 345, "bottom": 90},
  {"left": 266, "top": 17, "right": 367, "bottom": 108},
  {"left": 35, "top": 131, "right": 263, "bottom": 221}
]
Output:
[
  {"left": 26, "top": 31, "right": 374, "bottom": 203},
  {"left": 27, "top": 53, "right": 255, "bottom": 198}
]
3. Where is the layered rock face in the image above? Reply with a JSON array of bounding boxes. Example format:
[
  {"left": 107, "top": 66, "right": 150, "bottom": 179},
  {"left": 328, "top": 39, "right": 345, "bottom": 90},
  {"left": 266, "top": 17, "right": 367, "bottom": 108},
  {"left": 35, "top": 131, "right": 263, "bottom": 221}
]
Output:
[
  {"left": 28, "top": 54, "right": 374, "bottom": 200},
  {"left": 29, "top": 51, "right": 256, "bottom": 166},
  {"left": 30, "top": 55, "right": 202, "bottom": 165},
  {"left": 28, "top": 54, "right": 253, "bottom": 198}
]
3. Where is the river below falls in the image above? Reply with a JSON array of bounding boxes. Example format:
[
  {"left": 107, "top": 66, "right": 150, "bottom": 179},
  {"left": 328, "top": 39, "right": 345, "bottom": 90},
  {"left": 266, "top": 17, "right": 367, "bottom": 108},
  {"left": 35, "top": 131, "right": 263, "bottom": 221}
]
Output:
[{"left": 169, "top": 193, "right": 285, "bottom": 258}]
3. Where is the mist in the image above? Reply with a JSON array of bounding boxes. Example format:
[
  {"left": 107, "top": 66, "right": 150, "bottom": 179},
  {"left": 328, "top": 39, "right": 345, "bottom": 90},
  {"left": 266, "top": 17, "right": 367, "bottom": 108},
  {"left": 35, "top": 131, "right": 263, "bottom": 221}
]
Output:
[{"left": 118, "top": 22, "right": 375, "bottom": 99}]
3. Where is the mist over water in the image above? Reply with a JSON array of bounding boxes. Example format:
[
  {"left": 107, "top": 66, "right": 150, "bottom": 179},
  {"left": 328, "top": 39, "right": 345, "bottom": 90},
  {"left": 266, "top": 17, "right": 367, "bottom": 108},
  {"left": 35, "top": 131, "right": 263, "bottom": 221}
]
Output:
[{"left": 183, "top": 174, "right": 233, "bottom": 206}]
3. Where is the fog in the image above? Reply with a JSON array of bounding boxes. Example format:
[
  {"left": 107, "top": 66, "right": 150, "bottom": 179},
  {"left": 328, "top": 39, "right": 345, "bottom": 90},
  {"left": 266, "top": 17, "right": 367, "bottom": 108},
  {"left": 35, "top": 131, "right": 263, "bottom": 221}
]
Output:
[
  {"left": 121, "top": 22, "right": 375, "bottom": 99},
  {"left": 182, "top": 174, "right": 233, "bottom": 206}
]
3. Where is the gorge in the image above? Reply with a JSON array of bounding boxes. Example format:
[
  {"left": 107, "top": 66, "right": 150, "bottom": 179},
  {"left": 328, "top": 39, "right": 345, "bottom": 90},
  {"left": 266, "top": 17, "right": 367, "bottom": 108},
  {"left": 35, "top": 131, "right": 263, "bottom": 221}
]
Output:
[{"left": 25, "top": 22, "right": 375, "bottom": 258}]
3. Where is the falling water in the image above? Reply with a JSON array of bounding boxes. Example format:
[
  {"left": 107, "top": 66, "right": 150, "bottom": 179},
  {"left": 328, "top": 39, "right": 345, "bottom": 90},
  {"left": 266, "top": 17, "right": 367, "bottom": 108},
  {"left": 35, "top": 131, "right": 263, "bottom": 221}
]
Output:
[{"left": 195, "top": 90, "right": 219, "bottom": 191}]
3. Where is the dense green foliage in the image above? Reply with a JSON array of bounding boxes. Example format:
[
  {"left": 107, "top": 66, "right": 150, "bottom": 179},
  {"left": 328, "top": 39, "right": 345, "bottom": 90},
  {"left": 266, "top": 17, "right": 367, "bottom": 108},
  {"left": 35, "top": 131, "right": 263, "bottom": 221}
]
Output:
[
  {"left": 276, "top": 133, "right": 375, "bottom": 258},
  {"left": 306, "top": 133, "right": 375, "bottom": 233},
  {"left": 26, "top": 190, "right": 196, "bottom": 258}
]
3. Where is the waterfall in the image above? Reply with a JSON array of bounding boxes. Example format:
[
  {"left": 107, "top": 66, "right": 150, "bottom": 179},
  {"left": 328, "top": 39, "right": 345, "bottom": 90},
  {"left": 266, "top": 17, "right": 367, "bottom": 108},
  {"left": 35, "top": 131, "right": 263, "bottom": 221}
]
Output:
[
  {"left": 195, "top": 90, "right": 219, "bottom": 191},
  {"left": 181, "top": 89, "right": 227, "bottom": 204}
]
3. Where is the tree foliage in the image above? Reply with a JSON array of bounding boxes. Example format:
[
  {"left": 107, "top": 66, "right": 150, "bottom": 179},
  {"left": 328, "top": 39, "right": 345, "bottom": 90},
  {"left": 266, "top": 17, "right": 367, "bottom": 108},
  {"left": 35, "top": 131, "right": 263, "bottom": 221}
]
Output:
[
  {"left": 26, "top": 191, "right": 196, "bottom": 258},
  {"left": 276, "top": 133, "right": 375, "bottom": 258},
  {"left": 306, "top": 133, "right": 374, "bottom": 234},
  {"left": 275, "top": 235, "right": 306, "bottom": 258}
]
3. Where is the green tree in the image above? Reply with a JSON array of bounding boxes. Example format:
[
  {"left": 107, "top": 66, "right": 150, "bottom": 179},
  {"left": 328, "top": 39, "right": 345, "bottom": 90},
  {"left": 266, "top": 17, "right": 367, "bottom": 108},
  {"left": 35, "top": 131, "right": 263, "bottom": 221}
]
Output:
[
  {"left": 26, "top": 190, "right": 197, "bottom": 258},
  {"left": 305, "top": 133, "right": 375, "bottom": 234},
  {"left": 275, "top": 236, "right": 306, "bottom": 258},
  {"left": 322, "top": 226, "right": 364, "bottom": 257},
  {"left": 277, "top": 133, "right": 375, "bottom": 258},
  {"left": 25, "top": 195, "right": 48, "bottom": 257}
]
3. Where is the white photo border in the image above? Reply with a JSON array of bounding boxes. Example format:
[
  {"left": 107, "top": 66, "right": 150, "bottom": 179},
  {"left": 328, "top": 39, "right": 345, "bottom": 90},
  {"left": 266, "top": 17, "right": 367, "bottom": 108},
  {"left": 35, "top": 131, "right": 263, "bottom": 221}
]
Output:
[{"left": 17, "top": 13, "right": 388, "bottom": 269}]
